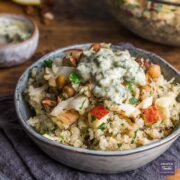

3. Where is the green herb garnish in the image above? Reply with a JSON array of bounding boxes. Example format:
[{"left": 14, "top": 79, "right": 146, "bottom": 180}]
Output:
[
  {"left": 128, "top": 83, "right": 133, "bottom": 91},
  {"left": 110, "top": 122, "right": 113, "bottom": 128},
  {"left": 97, "top": 99, "right": 104, "bottom": 104},
  {"left": 126, "top": 77, "right": 134, "bottom": 92},
  {"left": 59, "top": 135, "right": 64, "bottom": 142},
  {"left": 117, "top": 143, "right": 123, "bottom": 148},
  {"left": 129, "top": 96, "right": 138, "bottom": 105},
  {"left": 79, "top": 99, "right": 86, "bottom": 110},
  {"left": 159, "top": 85, "right": 164, "bottom": 89},
  {"left": 126, "top": 77, "right": 134, "bottom": 83},
  {"left": 127, "top": 3, "right": 137, "bottom": 9},
  {"left": 91, "top": 116, "right": 96, "bottom": 122},
  {"left": 131, "top": 129, "right": 139, "bottom": 144},
  {"left": 69, "top": 72, "right": 81, "bottom": 84},
  {"left": 97, "top": 122, "right": 106, "bottom": 131},
  {"left": 44, "top": 59, "right": 53, "bottom": 68}
]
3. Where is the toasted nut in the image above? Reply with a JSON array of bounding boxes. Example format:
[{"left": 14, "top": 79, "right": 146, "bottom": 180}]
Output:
[
  {"left": 141, "top": 85, "right": 151, "bottom": 91},
  {"left": 56, "top": 75, "right": 66, "bottom": 89},
  {"left": 64, "top": 49, "right": 82, "bottom": 59},
  {"left": 148, "top": 64, "right": 161, "bottom": 79},
  {"left": 48, "top": 78, "right": 56, "bottom": 87},
  {"left": 57, "top": 110, "right": 79, "bottom": 125},
  {"left": 63, "top": 85, "right": 75, "bottom": 97},
  {"left": 91, "top": 43, "right": 101, "bottom": 51},
  {"left": 42, "top": 99, "right": 56, "bottom": 109},
  {"left": 62, "top": 56, "right": 77, "bottom": 67}
]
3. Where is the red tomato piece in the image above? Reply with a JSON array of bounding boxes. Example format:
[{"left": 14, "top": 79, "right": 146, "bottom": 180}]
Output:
[
  {"left": 90, "top": 105, "right": 109, "bottom": 120},
  {"left": 143, "top": 105, "right": 162, "bottom": 123}
]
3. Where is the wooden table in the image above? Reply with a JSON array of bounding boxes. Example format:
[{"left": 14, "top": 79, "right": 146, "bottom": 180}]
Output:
[{"left": 0, "top": 0, "right": 179, "bottom": 96}]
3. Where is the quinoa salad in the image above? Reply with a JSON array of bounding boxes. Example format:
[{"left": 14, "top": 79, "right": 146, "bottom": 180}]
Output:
[
  {"left": 25, "top": 43, "right": 180, "bottom": 151},
  {"left": 109, "top": 0, "right": 180, "bottom": 45}
]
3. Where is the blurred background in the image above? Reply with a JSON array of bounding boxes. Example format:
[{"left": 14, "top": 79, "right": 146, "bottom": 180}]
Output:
[{"left": 0, "top": 0, "right": 179, "bottom": 96}]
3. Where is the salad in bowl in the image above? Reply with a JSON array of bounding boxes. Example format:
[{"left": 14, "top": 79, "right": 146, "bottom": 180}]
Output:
[{"left": 24, "top": 43, "right": 180, "bottom": 151}]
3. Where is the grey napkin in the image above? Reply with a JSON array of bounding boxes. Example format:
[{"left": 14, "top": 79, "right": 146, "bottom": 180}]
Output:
[{"left": 0, "top": 96, "right": 179, "bottom": 180}]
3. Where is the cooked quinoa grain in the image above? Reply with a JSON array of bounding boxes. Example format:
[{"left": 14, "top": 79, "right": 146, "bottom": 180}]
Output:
[{"left": 25, "top": 43, "right": 180, "bottom": 151}]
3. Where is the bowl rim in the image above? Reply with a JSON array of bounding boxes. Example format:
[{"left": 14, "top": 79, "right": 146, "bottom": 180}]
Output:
[
  {"left": 0, "top": 13, "right": 39, "bottom": 49},
  {"left": 15, "top": 43, "right": 180, "bottom": 156},
  {"left": 148, "top": 0, "right": 180, "bottom": 6}
]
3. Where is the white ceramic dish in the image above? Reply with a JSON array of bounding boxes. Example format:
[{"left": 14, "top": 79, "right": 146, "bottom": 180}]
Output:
[{"left": 0, "top": 14, "right": 39, "bottom": 67}]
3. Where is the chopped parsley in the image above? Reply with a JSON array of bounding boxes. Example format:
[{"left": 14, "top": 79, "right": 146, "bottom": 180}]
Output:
[
  {"left": 79, "top": 99, "right": 86, "bottom": 110},
  {"left": 117, "top": 143, "right": 123, "bottom": 148},
  {"left": 110, "top": 122, "right": 113, "bottom": 128},
  {"left": 43, "top": 59, "right": 53, "bottom": 68},
  {"left": 126, "top": 77, "right": 134, "bottom": 92},
  {"left": 127, "top": 4, "right": 137, "bottom": 9},
  {"left": 69, "top": 72, "right": 81, "bottom": 84},
  {"left": 126, "top": 77, "right": 134, "bottom": 83},
  {"left": 59, "top": 135, "right": 64, "bottom": 142},
  {"left": 159, "top": 85, "right": 164, "bottom": 89},
  {"left": 131, "top": 129, "right": 139, "bottom": 144},
  {"left": 128, "top": 83, "right": 133, "bottom": 91},
  {"left": 97, "top": 122, "right": 106, "bottom": 131},
  {"left": 97, "top": 99, "right": 104, "bottom": 104},
  {"left": 91, "top": 116, "right": 96, "bottom": 122},
  {"left": 129, "top": 96, "right": 138, "bottom": 105}
]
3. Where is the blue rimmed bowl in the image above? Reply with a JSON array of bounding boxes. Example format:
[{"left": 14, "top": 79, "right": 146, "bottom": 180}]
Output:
[{"left": 15, "top": 43, "right": 180, "bottom": 174}]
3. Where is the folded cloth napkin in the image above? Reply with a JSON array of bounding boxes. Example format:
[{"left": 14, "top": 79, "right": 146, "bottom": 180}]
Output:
[{"left": 0, "top": 96, "right": 179, "bottom": 180}]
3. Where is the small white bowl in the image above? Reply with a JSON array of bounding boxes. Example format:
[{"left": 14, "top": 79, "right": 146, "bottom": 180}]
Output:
[{"left": 0, "top": 14, "right": 39, "bottom": 67}]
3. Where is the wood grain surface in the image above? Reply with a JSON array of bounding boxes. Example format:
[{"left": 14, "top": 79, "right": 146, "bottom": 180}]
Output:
[{"left": 0, "top": 0, "right": 179, "bottom": 97}]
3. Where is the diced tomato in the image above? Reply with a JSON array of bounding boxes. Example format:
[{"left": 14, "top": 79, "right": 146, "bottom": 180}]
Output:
[
  {"left": 90, "top": 105, "right": 109, "bottom": 120},
  {"left": 91, "top": 43, "right": 102, "bottom": 51},
  {"left": 143, "top": 105, "right": 162, "bottom": 123}
]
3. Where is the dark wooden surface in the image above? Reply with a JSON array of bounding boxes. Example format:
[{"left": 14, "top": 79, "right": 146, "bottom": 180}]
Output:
[{"left": 0, "top": 0, "right": 179, "bottom": 96}]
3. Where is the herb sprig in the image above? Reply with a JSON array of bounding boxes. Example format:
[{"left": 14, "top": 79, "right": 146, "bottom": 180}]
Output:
[{"left": 43, "top": 59, "right": 53, "bottom": 68}]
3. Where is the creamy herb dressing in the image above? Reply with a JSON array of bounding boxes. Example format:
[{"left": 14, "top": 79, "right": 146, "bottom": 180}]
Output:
[
  {"left": 77, "top": 47, "right": 146, "bottom": 104},
  {"left": 0, "top": 19, "right": 32, "bottom": 45}
]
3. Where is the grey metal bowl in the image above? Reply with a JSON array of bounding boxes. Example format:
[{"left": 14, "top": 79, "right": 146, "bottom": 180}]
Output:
[
  {"left": 0, "top": 14, "right": 39, "bottom": 67},
  {"left": 15, "top": 43, "right": 180, "bottom": 174}
]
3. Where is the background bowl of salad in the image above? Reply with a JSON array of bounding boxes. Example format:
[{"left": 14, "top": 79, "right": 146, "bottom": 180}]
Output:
[{"left": 107, "top": 0, "right": 180, "bottom": 46}]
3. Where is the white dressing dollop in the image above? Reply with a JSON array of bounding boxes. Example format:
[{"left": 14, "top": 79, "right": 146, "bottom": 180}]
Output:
[{"left": 77, "top": 47, "right": 146, "bottom": 104}]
